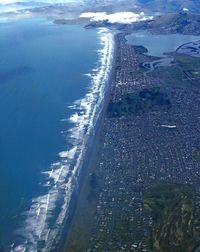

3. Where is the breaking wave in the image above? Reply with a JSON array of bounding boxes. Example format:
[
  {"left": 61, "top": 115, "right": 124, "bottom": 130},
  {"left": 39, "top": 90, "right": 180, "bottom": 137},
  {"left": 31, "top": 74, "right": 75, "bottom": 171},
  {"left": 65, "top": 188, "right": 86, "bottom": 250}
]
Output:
[{"left": 11, "top": 28, "right": 114, "bottom": 252}]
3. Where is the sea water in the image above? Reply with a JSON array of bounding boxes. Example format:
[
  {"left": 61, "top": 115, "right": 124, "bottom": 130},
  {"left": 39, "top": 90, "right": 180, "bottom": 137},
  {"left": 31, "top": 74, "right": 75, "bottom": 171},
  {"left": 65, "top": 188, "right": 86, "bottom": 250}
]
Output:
[{"left": 0, "top": 18, "right": 113, "bottom": 251}]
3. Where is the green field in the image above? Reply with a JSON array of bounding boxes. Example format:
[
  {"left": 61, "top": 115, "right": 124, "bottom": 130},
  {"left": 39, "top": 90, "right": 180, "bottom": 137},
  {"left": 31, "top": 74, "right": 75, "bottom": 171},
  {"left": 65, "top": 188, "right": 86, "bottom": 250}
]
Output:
[
  {"left": 65, "top": 171, "right": 101, "bottom": 252},
  {"left": 108, "top": 87, "right": 171, "bottom": 117},
  {"left": 194, "top": 150, "right": 200, "bottom": 162},
  {"left": 143, "top": 183, "right": 200, "bottom": 252},
  {"left": 147, "top": 53, "right": 200, "bottom": 87},
  {"left": 132, "top": 45, "right": 148, "bottom": 54}
]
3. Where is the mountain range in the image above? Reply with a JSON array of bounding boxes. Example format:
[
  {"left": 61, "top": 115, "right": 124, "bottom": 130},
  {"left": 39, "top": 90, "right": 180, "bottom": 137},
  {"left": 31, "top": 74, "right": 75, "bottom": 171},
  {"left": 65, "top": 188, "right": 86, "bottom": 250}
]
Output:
[
  {"left": 1, "top": 0, "right": 200, "bottom": 19},
  {"left": 85, "top": 0, "right": 200, "bottom": 13}
]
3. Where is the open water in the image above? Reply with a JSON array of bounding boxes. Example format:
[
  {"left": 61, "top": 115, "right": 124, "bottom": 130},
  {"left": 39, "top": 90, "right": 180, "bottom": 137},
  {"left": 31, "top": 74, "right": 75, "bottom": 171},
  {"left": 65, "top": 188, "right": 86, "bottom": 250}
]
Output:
[{"left": 0, "top": 18, "right": 113, "bottom": 251}]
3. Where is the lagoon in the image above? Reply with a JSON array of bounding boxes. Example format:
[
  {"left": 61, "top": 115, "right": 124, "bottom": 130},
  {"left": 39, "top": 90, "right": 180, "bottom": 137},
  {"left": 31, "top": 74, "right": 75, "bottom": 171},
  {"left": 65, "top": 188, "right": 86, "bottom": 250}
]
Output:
[{"left": 126, "top": 31, "right": 200, "bottom": 56}]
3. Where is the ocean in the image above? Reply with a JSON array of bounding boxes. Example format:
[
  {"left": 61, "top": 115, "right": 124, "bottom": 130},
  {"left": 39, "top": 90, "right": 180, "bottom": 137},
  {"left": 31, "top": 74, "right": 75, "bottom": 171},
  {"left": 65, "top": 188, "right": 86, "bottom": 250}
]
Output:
[{"left": 0, "top": 18, "right": 113, "bottom": 251}]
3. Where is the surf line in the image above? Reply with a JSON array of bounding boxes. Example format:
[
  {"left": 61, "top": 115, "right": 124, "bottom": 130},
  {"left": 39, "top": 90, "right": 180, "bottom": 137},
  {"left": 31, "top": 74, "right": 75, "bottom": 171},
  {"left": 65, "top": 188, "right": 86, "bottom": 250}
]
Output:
[{"left": 12, "top": 28, "right": 114, "bottom": 252}]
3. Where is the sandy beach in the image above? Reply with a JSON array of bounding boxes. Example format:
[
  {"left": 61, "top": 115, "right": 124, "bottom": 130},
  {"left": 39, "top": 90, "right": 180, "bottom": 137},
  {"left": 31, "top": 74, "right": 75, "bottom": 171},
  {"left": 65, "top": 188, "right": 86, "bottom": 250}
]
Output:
[{"left": 63, "top": 32, "right": 117, "bottom": 252}]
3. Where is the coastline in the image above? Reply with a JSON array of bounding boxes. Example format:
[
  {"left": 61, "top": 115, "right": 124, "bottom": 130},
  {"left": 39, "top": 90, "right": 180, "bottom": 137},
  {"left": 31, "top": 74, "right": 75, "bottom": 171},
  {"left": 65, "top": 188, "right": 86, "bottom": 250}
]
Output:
[
  {"left": 63, "top": 31, "right": 117, "bottom": 252},
  {"left": 6, "top": 23, "right": 114, "bottom": 252},
  {"left": 1, "top": 21, "right": 106, "bottom": 252},
  {"left": 46, "top": 28, "right": 115, "bottom": 251},
  {"left": 3, "top": 10, "right": 200, "bottom": 252}
]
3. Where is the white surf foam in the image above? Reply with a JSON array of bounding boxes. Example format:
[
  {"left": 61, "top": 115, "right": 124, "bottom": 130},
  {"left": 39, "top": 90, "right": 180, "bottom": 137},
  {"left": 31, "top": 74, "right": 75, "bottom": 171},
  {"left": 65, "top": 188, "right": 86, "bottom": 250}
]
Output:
[
  {"left": 69, "top": 112, "right": 79, "bottom": 124},
  {"left": 59, "top": 146, "right": 77, "bottom": 159},
  {"left": 12, "top": 28, "right": 114, "bottom": 252}
]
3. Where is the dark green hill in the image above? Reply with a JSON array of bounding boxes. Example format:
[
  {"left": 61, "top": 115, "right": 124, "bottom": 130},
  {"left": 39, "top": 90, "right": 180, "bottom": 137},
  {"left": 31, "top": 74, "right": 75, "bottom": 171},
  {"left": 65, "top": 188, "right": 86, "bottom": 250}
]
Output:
[
  {"left": 143, "top": 183, "right": 200, "bottom": 252},
  {"left": 137, "top": 0, "right": 200, "bottom": 12}
]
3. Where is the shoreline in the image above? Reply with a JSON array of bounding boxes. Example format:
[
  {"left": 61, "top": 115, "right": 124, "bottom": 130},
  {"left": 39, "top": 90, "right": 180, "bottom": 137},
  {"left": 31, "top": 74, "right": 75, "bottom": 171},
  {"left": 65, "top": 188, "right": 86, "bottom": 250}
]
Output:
[
  {"left": 8, "top": 24, "right": 114, "bottom": 252},
  {"left": 63, "top": 31, "right": 117, "bottom": 252},
  {"left": 2, "top": 20, "right": 109, "bottom": 252},
  {"left": 49, "top": 29, "right": 115, "bottom": 251},
  {"left": 47, "top": 28, "right": 115, "bottom": 251}
]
